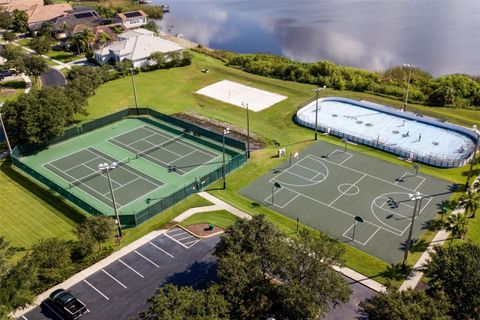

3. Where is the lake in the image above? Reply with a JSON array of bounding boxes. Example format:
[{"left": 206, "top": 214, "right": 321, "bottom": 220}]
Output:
[{"left": 156, "top": 0, "right": 480, "bottom": 76}]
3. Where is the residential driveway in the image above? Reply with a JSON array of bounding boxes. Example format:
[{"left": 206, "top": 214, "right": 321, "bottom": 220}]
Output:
[
  {"left": 21, "top": 233, "right": 219, "bottom": 320},
  {"left": 324, "top": 275, "right": 376, "bottom": 320},
  {"left": 40, "top": 68, "right": 66, "bottom": 87}
]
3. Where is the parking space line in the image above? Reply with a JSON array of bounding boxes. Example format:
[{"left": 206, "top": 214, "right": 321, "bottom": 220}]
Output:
[
  {"left": 119, "top": 259, "right": 144, "bottom": 278},
  {"left": 134, "top": 250, "right": 160, "bottom": 268},
  {"left": 83, "top": 280, "right": 110, "bottom": 301},
  {"left": 21, "top": 316, "right": 28, "bottom": 320},
  {"left": 149, "top": 242, "right": 175, "bottom": 258},
  {"left": 177, "top": 235, "right": 196, "bottom": 241},
  {"left": 168, "top": 230, "right": 188, "bottom": 236},
  {"left": 164, "top": 232, "right": 190, "bottom": 248},
  {"left": 102, "top": 269, "right": 127, "bottom": 289},
  {"left": 42, "top": 302, "right": 65, "bottom": 320},
  {"left": 183, "top": 239, "right": 200, "bottom": 246}
]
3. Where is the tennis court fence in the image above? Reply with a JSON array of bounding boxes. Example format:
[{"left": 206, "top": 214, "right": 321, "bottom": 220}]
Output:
[{"left": 11, "top": 107, "right": 248, "bottom": 226}]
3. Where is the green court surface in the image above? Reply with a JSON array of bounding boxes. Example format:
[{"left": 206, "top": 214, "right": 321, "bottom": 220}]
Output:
[
  {"left": 19, "top": 118, "right": 239, "bottom": 219},
  {"left": 240, "top": 141, "right": 454, "bottom": 263}
]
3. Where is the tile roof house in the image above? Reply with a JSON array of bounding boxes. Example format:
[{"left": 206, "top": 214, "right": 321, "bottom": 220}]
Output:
[
  {"left": 51, "top": 8, "right": 105, "bottom": 39},
  {"left": 114, "top": 10, "right": 148, "bottom": 29},
  {"left": 94, "top": 29, "right": 183, "bottom": 67},
  {"left": 0, "top": 0, "right": 43, "bottom": 12},
  {"left": 26, "top": 3, "right": 73, "bottom": 31}
]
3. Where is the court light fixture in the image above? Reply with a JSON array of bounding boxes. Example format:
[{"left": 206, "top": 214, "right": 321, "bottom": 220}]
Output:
[
  {"left": 271, "top": 182, "right": 282, "bottom": 205},
  {"left": 222, "top": 128, "right": 230, "bottom": 189},
  {"left": 129, "top": 68, "right": 139, "bottom": 115},
  {"left": 242, "top": 101, "right": 251, "bottom": 158},
  {"left": 99, "top": 162, "right": 122, "bottom": 238},
  {"left": 352, "top": 216, "right": 364, "bottom": 241},
  {"left": 0, "top": 102, "right": 12, "bottom": 156},
  {"left": 312, "top": 86, "right": 327, "bottom": 141},
  {"left": 402, "top": 191, "right": 422, "bottom": 266},
  {"left": 402, "top": 64, "right": 417, "bottom": 112}
]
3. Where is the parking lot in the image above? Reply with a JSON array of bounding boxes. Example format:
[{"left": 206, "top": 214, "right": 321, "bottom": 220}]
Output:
[{"left": 20, "top": 233, "right": 218, "bottom": 320}]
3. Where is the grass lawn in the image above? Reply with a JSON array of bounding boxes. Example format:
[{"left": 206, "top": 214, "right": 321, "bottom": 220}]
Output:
[
  {"left": 15, "top": 38, "right": 31, "bottom": 47},
  {"left": 180, "top": 210, "right": 238, "bottom": 229},
  {"left": 46, "top": 50, "right": 84, "bottom": 63},
  {"left": 0, "top": 160, "right": 84, "bottom": 250},
  {"left": 81, "top": 51, "right": 479, "bottom": 283},
  {"left": 0, "top": 80, "right": 25, "bottom": 103}
]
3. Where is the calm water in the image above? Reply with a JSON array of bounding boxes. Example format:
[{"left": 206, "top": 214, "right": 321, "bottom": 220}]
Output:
[{"left": 156, "top": 0, "right": 480, "bottom": 76}]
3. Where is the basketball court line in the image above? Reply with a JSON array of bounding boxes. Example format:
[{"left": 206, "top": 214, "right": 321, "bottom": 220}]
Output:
[
  {"left": 268, "top": 152, "right": 434, "bottom": 238},
  {"left": 342, "top": 224, "right": 381, "bottom": 246},
  {"left": 325, "top": 150, "right": 354, "bottom": 165},
  {"left": 329, "top": 174, "right": 367, "bottom": 206}
]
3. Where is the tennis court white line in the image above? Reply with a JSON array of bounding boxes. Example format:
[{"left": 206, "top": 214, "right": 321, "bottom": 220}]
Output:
[
  {"left": 134, "top": 250, "right": 160, "bottom": 268},
  {"left": 101, "top": 269, "right": 127, "bottom": 289},
  {"left": 83, "top": 280, "right": 109, "bottom": 300},
  {"left": 133, "top": 132, "right": 160, "bottom": 145},
  {"left": 107, "top": 126, "right": 153, "bottom": 143},
  {"left": 119, "top": 259, "right": 144, "bottom": 278},
  {"left": 46, "top": 162, "right": 118, "bottom": 207},
  {"left": 43, "top": 147, "right": 97, "bottom": 167},
  {"left": 112, "top": 177, "right": 141, "bottom": 192},
  {"left": 88, "top": 148, "right": 165, "bottom": 188},
  {"left": 142, "top": 125, "right": 218, "bottom": 158},
  {"left": 149, "top": 242, "right": 175, "bottom": 258},
  {"left": 329, "top": 174, "right": 367, "bottom": 206},
  {"left": 169, "top": 149, "right": 197, "bottom": 164},
  {"left": 64, "top": 156, "right": 102, "bottom": 173}
]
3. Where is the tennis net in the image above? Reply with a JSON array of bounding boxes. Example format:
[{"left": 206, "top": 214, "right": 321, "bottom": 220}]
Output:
[
  {"left": 135, "top": 134, "right": 185, "bottom": 159},
  {"left": 69, "top": 157, "right": 130, "bottom": 188}
]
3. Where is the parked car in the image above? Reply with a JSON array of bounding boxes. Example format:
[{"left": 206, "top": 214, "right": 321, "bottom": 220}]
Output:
[
  {"left": 0, "top": 69, "right": 16, "bottom": 77},
  {"left": 48, "top": 289, "right": 88, "bottom": 320}
]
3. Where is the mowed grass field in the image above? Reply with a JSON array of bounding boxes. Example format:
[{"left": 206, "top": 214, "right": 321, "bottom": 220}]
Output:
[
  {"left": 2, "top": 51, "right": 478, "bottom": 284},
  {"left": 0, "top": 160, "right": 82, "bottom": 249}
]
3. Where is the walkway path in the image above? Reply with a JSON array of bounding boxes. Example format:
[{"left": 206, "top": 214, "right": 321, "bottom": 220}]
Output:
[{"left": 400, "top": 174, "right": 480, "bottom": 291}]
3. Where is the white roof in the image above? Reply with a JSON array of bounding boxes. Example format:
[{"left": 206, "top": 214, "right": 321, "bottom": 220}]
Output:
[
  {"left": 119, "top": 28, "right": 154, "bottom": 40},
  {"left": 95, "top": 35, "right": 183, "bottom": 61}
]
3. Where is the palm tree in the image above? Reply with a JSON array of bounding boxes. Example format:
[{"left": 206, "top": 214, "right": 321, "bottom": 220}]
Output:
[
  {"left": 71, "top": 32, "right": 85, "bottom": 54},
  {"left": 444, "top": 213, "right": 468, "bottom": 241},
  {"left": 460, "top": 191, "right": 480, "bottom": 218},
  {"left": 81, "top": 29, "right": 95, "bottom": 51},
  {"left": 98, "top": 31, "right": 111, "bottom": 48}
]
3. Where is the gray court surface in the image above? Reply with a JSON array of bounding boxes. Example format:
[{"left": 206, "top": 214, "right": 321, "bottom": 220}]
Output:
[
  {"left": 108, "top": 125, "right": 219, "bottom": 175},
  {"left": 43, "top": 147, "right": 163, "bottom": 209},
  {"left": 21, "top": 233, "right": 217, "bottom": 320},
  {"left": 241, "top": 141, "right": 454, "bottom": 263}
]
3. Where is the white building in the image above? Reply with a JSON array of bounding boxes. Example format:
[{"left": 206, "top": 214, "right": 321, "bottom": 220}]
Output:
[
  {"left": 114, "top": 10, "right": 148, "bottom": 29},
  {"left": 94, "top": 29, "right": 184, "bottom": 67}
]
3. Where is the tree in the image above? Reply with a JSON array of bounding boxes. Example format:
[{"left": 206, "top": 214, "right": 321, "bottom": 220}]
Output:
[
  {"left": 215, "top": 215, "right": 351, "bottom": 319},
  {"left": 81, "top": 29, "right": 95, "bottom": 51},
  {"left": 2, "top": 86, "right": 75, "bottom": 145},
  {"left": 143, "top": 21, "right": 159, "bottom": 35},
  {"left": 75, "top": 216, "right": 114, "bottom": 255},
  {"left": 2, "top": 31, "right": 16, "bottom": 42},
  {"left": 97, "top": 31, "right": 111, "bottom": 48},
  {"left": 11, "top": 9, "right": 28, "bottom": 33},
  {"left": 461, "top": 190, "right": 480, "bottom": 218},
  {"left": 23, "top": 55, "right": 48, "bottom": 83},
  {"left": 0, "top": 237, "right": 13, "bottom": 277},
  {"left": 29, "top": 238, "right": 71, "bottom": 285},
  {"left": 363, "top": 289, "right": 449, "bottom": 320},
  {"left": 444, "top": 213, "right": 468, "bottom": 241},
  {"left": 0, "top": 9, "right": 12, "bottom": 29},
  {"left": 424, "top": 242, "right": 480, "bottom": 319},
  {"left": 29, "top": 36, "right": 52, "bottom": 55},
  {"left": 139, "top": 284, "right": 230, "bottom": 320},
  {"left": 71, "top": 32, "right": 86, "bottom": 54}
]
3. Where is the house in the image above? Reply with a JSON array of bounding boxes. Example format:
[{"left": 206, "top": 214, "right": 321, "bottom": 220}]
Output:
[
  {"left": 114, "top": 10, "right": 148, "bottom": 29},
  {"left": 51, "top": 8, "right": 105, "bottom": 40},
  {"left": 26, "top": 3, "right": 73, "bottom": 31},
  {"left": 118, "top": 28, "right": 154, "bottom": 40},
  {"left": 94, "top": 29, "right": 183, "bottom": 67},
  {"left": 0, "top": 0, "right": 43, "bottom": 12}
]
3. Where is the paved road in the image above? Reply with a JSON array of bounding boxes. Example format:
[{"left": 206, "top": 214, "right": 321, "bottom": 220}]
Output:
[
  {"left": 40, "top": 68, "right": 66, "bottom": 87},
  {"left": 21, "top": 233, "right": 219, "bottom": 320},
  {"left": 324, "top": 275, "right": 376, "bottom": 320}
]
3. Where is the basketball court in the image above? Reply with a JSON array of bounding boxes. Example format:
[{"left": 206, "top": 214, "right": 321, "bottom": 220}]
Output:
[{"left": 241, "top": 141, "right": 454, "bottom": 263}]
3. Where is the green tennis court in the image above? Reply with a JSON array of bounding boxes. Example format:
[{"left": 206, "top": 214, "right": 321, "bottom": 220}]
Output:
[
  {"left": 18, "top": 117, "right": 244, "bottom": 224},
  {"left": 241, "top": 141, "right": 454, "bottom": 263}
]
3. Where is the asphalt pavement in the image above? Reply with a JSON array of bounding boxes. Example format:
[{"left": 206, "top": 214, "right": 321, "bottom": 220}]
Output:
[
  {"left": 40, "top": 68, "right": 66, "bottom": 87},
  {"left": 21, "top": 233, "right": 218, "bottom": 320}
]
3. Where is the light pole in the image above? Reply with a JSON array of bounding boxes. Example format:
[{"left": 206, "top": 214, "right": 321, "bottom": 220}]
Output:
[
  {"left": 222, "top": 128, "right": 230, "bottom": 189},
  {"left": 352, "top": 216, "right": 364, "bottom": 241},
  {"left": 99, "top": 162, "right": 122, "bottom": 238},
  {"left": 0, "top": 103, "right": 12, "bottom": 155},
  {"left": 342, "top": 137, "right": 348, "bottom": 152},
  {"left": 403, "top": 192, "right": 422, "bottom": 266},
  {"left": 271, "top": 182, "right": 281, "bottom": 205},
  {"left": 465, "top": 124, "right": 480, "bottom": 189},
  {"left": 403, "top": 64, "right": 416, "bottom": 112},
  {"left": 242, "top": 101, "right": 251, "bottom": 158},
  {"left": 312, "top": 86, "right": 327, "bottom": 141},
  {"left": 130, "top": 68, "right": 139, "bottom": 115}
]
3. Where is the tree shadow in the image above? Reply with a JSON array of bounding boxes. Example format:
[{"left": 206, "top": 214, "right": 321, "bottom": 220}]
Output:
[{"left": 163, "top": 261, "right": 218, "bottom": 290}]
